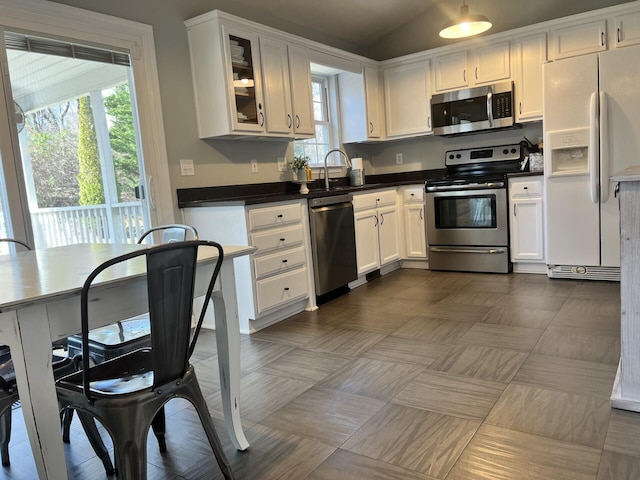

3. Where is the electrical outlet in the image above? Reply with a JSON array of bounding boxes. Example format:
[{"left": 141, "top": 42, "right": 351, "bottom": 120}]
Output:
[
  {"left": 251, "top": 159, "right": 258, "bottom": 174},
  {"left": 277, "top": 157, "right": 287, "bottom": 172},
  {"left": 396, "top": 153, "right": 403, "bottom": 165},
  {"left": 180, "top": 159, "right": 195, "bottom": 176}
]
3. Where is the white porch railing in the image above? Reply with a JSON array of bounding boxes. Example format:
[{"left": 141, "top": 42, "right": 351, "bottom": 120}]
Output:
[{"left": 30, "top": 202, "right": 146, "bottom": 248}]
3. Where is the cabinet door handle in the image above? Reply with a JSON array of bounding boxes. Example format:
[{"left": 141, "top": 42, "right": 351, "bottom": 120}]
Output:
[
  {"left": 519, "top": 102, "right": 522, "bottom": 115},
  {"left": 463, "top": 69, "right": 466, "bottom": 83},
  {"left": 259, "top": 111, "right": 264, "bottom": 127},
  {"left": 277, "top": 214, "right": 283, "bottom": 218},
  {"left": 523, "top": 186, "right": 528, "bottom": 190},
  {"left": 279, "top": 237, "right": 286, "bottom": 241},
  {"left": 287, "top": 114, "right": 292, "bottom": 129},
  {"left": 419, "top": 207, "right": 423, "bottom": 220},
  {"left": 618, "top": 27, "right": 622, "bottom": 44},
  {"left": 514, "top": 204, "right": 517, "bottom": 216},
  {"left": 295, "top": 115, "right": 301, "bottom": 128},
  {"left": 369, "top": 122, "right": 374, "bottom": 134},
  {"left": 282, "top": 259, "right": 288, "bottom": 263},
  {"left": 284, "top": 287, "right": 290, "bottom": 291},
  {"left": 475, "top": 66, "right": 478, "bottom": 80},
  {"left": 374, "top": 215, "right": 378, "bottom": 227},
  {"left": 380, "top": 213, "right": 384, "bottom": 225},
  {"left": 601, "top": 31, "right": 605, "bottom": 46},
  {"left": 428, "top": 116, "right": 431, "bottom": 128}
]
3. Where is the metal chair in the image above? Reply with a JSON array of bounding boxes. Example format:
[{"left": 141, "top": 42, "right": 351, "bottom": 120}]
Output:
[
  {"left": 65, "top": 224, "right": 199, "bottom": 451},
  {"left": 0, "top": 239, "right": 114, "bottom": 474},
  {"left": 56, "top": 240, "right": 234, "bottom": 479}
]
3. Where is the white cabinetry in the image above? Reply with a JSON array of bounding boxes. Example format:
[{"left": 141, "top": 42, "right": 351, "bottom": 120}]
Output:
[
  {"left": 509, "top": 176, "right": 544, "bottom": 263},
  {"left": 550, "top": 19, "right": 607, "bottom": 60},
  {"left": 612, "top": 9, "right": 640, "bottom": 48},
  {"left": 512, "top": 33, "right": 547, "bottom": 122},
  {"left": 339, "top": 66, "right": 384, "bottom": 142},
  {"left": 185, "top": 11, "right": 313, "bottom": 139},
  {"left": 260, "top": 38, "right": 315, "bottom": 137},
  {"left": 182, "top": 200, "right": 311, "bottom": 333},
  {"left": 383, "top": 61, "right": 432, "bottom": 137},
  {"left": 402, "top": 186, "right": 427, "bottom": 259},
  {"left": 352, "top": 189, "right": 400, "bottom": 276},
  {"left": 433, "top": 42, "right": 510, "bottom": 92}
]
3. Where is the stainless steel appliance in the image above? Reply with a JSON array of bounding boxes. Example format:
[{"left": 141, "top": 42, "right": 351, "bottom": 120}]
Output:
[
  {"left": 431, "top": 81, "right": 516, "bottom": 136},
  {"left": 426, "top": 143, "right": 524, "bottom": 273},
  {"left": 308, "top": 194, "right": 358, "bottom": 296}
]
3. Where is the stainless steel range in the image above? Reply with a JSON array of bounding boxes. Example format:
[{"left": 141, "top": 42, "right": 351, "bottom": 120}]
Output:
[{"left": 425, "top": 143, "right": 525, "bottom": 273}]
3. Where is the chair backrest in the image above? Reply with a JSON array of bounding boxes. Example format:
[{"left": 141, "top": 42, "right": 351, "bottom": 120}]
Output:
[
  {"left": 0, "top": 238, "right": 31, "bottom": 253},
  {"left": 80, "top": 240, "right": 223, "bottom": 403},
  {"left": 138, "top": 224, "right": 199, "bottom": 245}
]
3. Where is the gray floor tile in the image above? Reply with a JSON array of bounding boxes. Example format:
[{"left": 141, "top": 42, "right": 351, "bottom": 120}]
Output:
[
  {"left": 486, "top": 383, "right": 611, "bottom": 449},
  {"left": 392, "top": 317, "right": 474, "bottom": 344},
  {"left": 342, "top": 403, "right": 479, "bottom": 478},
  {"left": 361, "top": 335, "right": 450, "bottom": 366},
  {"left": 392, "top": 370, "right": 506, "bottom": 421},
  {"left": 259, "top": 387, "right": 386, "bottom": 447},
  {"left": 560, "top": 297, "right": 621, "bottom": 318},
  {"left": 456, "top": 322, "right": 544, "bottom": 351},
  {"left": 428, "top": 343, "right": 529, "bottom": 383},
  {"left": 256, "top": 348, "right": 354, "bottom": 383},
  {"left": 534, "top": 325, "right": 620, "bottom": 364},
  {"left": 552, "top": 310, "right": 621, "bottom": 337},
  {"left": 597, "top": 450, "right": 640, "bottom": 480},
  {"left": 481, "top": 305, "right": 556, "bottom": 329},
  {"left": 307, "top": 449, "right": 439, "bottom": 480},
  {"left": 603, "top": 409, "right": 640, "bottom": 457},
  {"left": 513, "top": 354, "right": 618, "bottom": 397},
  {"left": 318, "top": 356, "right": 424, "bottom": 401},
  {"left": 447, "top": 424, "right": 602, "bottom": 480},
  {"left": 304, "top": 328, "right": 386, "bottom": 356}
]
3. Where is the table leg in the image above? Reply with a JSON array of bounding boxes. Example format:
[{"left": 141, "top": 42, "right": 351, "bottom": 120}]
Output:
[
  {"left": 0, "top": 306, "right": 68, "bottom": 479},
  {"left": 212, "top": 260, "right": 249, "bottom": 451}
]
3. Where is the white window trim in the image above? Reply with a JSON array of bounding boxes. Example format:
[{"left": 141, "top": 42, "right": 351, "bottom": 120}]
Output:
[{"left": 0, "top": 0, "right": 173, "bottom": 226}]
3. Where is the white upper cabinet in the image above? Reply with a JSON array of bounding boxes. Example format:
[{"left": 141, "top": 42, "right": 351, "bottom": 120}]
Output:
[
  {"left": 613, "top": 10, "right": 640, "bottom": 48},
  {"left": 433, "top": 42, "right": 510, "bottom": 93},
  {"left": 473, "top": 42, "right": 511, "bottom": 84},
  {"left": 512, "top": 33, "right": 547, "bottom": 122},
  {"left": 433, "top": 51, "right": 467, "bottom": 92},
  {"left": 260, "top": 38, "right": 314, "bottom": 137},
  {"left": 287, "top": 45, "right": 315, "bottom": 137},
  {"left": 383, "top": 61, "right": 431, "bottom": 137},
  {"left": 185, "top": 13, "right": 313, "bottom": 139},
  {"left": 550, "top": 19, "right": 607, "bottom": 60},
  {"left": 339, "top": 66, "right": 385, "bottom": 143}
]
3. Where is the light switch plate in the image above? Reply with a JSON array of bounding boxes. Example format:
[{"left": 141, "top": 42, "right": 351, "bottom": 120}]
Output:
[
  {"left": 277, "top": 157, "right": 287, "bottom": 172},
  {"left": 251, "top": 159, "right": 258, "bottom": 174},
  {"left": 396, "top": 153, "right": 403, "bottom": 165},
  {"left": 180, "top": 159, "right": 195, "bottom": 176}
]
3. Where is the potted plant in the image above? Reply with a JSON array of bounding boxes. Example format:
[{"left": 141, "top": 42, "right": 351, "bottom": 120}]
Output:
[{"left": 289, "top": 155, "right": 310, "bottom": 182}]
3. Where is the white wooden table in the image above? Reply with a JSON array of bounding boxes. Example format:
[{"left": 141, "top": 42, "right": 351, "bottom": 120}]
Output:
[{"left": 0, "top": 243, "right": 254, "bottom": 479}]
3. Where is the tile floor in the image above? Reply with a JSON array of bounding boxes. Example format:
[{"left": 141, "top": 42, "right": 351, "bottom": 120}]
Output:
[{"left": 2, "top": 268, "right": 635, "bottom": 479}]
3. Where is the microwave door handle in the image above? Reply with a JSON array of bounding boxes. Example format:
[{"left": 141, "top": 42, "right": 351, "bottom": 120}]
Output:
[{"left": 486, "top": 86, "right": 494, "bottom": 127}]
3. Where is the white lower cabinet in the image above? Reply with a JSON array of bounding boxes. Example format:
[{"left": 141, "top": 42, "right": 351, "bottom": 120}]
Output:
[
  {"left": 352, "top": 189, "right": 400, "bottom": 276},
  {"left": 509, "top": 176, "right": 545, "bottom": 263},
  {"left": 182, "top": 199, "right": 311, "bottom": 332},
  {"left": 401, "top": 186, "right": 427, "bottom": 259}
]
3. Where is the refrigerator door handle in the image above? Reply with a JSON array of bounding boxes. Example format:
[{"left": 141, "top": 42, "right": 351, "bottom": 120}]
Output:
[
  {"left": 589, "top": 92, "right": 599, "bottom": 204},
  {"left": 599, "top": 91, "right": 610, "bottom": 202}
]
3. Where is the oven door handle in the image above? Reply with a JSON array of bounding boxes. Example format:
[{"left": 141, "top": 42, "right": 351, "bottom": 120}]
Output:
[{"left": 429, "top": 247, "right": 507, "bottom": 255}]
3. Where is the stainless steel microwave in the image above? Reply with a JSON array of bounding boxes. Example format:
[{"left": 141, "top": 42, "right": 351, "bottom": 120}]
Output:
[{"left": 431, "top": 81, "right": 515, "bottom": 136}]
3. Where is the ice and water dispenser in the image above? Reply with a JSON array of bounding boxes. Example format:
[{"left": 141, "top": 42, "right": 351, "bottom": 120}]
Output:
[{"left": 546, "top": 128, "right": 591, "bottom": 176}]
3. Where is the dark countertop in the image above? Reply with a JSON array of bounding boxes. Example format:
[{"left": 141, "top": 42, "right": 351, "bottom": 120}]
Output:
[
  {"left": 507, "top": 171, "right": 544, "bottom": 178},
  {"left": 177, "top": 169, "right": 447, "bottom": 208}
]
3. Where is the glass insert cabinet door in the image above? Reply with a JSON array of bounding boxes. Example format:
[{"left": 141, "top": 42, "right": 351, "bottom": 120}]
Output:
[{"left": 222, "top": 26, "right": 265, "bottom": 133}]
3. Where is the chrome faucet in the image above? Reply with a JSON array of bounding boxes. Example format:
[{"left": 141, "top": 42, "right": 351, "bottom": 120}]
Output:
[{"left": 323, "top": 148, "right": 350, "bottom": 191}]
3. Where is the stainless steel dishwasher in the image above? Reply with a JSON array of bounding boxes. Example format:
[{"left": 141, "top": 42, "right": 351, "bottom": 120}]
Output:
[{"left": 308, "top": 193, "right": 358, "bottom": 297}]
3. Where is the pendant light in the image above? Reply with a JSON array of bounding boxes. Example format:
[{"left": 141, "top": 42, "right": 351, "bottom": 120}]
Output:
[{"left": 439, "top": 1, "right": 492, "bottom": 39}]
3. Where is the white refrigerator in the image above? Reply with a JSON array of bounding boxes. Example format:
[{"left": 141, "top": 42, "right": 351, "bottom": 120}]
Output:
[{"left": 543, "top": 45, "right": 640, "bottom": 280}]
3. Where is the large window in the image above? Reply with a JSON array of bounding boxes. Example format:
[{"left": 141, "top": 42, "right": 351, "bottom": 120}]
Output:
[{"left": 293, "top": 76, "right": 338, "bottom": 167}]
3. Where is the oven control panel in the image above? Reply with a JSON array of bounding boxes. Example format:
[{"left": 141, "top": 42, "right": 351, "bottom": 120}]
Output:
[{"left": 446, "top": 144, "right": 522, "bottom": 166}]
